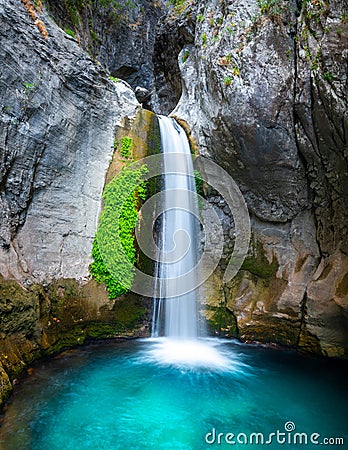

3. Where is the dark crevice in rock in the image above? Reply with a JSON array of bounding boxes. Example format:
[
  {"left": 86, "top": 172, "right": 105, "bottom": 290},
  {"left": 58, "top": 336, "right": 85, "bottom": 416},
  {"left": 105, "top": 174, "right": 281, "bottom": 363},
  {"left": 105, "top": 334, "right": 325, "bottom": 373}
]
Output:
[
  {"left": 151, "top": 5, "right": 197, "bottom": 114},
  {"left": 45, "top": 0, "right": 165, "bottom": 101}
]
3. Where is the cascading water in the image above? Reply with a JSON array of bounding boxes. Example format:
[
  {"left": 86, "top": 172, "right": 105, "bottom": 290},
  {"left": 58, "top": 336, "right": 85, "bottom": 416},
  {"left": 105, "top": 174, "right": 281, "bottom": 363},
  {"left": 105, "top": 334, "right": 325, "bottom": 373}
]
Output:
[
  {"left": 149, "top": 116, "right": 231, "bottom": 370},
  {"left": 152, "top": 116, "right": 200, "bottom": 340}
]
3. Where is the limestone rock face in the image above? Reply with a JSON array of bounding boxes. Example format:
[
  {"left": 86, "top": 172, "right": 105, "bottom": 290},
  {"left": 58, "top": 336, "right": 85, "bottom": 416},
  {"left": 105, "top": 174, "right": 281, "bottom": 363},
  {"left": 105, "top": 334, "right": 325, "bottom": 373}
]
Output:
[
  {"left": 0, "top": 0, "right": 139, "bottom": 283},
  {"left": 295, "top": 0, "right": 348, "bottom": 257},
  {"left": 44, "top": 0, "right": 165, "bottom": 98},
  {"left": 172, "top": 0, "right": 308, "bottom": 222},
  {"left": 0, "top": 0, "right": 147, "bottom": 406},
  {"left": 154, "top": 0, "right": 348, "bottom": 356}
]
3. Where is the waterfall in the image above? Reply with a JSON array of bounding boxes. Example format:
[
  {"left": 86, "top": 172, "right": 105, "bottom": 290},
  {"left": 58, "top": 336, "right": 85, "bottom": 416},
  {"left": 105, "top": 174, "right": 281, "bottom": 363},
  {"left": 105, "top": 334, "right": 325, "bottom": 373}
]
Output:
[{"left": 152, "top": 116, "right": 200, "bottom": 340}]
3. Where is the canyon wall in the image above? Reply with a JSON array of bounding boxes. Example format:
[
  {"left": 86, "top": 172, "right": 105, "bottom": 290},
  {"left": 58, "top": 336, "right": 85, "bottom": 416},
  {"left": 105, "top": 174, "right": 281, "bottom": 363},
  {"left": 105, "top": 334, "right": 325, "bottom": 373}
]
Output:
[
  {"left": 155, "top": 0, "right": 348, "bottom": 357},
  {"left": 0, "top": 0, "right": 148, "bottom": 406}
]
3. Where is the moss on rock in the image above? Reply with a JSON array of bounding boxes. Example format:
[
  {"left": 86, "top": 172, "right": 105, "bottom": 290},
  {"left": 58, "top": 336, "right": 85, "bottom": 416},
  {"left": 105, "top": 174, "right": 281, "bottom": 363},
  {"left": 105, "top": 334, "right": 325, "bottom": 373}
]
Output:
[
  {"left": 206, "top": 304, "right": 238, "bottom": 337},
  {"left": 241, "top": 241, "right": 278, "bottom": 279},
  {"left": 0, "top": 276, "right": 149, "bottom": 407},
  {"left": 0, "top": 363, "right": 12, "bottom": 406}
]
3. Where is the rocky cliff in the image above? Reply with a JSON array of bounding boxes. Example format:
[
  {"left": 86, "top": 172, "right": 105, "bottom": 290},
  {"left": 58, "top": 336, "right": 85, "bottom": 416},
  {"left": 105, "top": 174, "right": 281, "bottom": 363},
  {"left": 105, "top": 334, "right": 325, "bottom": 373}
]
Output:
[
  {"left": 0, "top": 0, "right": 149, "bottom": 406},
  {"left": 44, "top": 0, "right": 164, "bottom": 106},
  {"left": 155, "top": 0, "right": 348, "bottom": 357}
]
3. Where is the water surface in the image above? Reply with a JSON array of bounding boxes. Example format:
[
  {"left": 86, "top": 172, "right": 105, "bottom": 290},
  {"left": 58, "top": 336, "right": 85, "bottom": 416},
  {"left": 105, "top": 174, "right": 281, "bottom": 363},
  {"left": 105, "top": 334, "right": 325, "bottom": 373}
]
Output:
[{"left": 0, "top": 339, "right": 347, "bottom": 449}]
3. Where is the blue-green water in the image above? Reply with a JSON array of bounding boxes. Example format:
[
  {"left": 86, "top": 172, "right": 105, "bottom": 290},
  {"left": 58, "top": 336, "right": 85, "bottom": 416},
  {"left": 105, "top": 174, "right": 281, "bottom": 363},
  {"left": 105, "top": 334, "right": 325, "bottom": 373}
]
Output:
[{"left": 0, "top": 338, "right": 347, "bottom": 450}]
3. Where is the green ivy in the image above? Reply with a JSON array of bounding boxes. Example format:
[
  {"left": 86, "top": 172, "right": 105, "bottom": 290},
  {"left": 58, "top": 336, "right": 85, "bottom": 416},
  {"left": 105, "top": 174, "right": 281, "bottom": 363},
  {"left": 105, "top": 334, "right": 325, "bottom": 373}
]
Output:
[
  {"left": 119, "top": 136, "right": 133, "bottom": 159},
  {"left": 90, "top": 163, "right": 148, "bottom": 299}
]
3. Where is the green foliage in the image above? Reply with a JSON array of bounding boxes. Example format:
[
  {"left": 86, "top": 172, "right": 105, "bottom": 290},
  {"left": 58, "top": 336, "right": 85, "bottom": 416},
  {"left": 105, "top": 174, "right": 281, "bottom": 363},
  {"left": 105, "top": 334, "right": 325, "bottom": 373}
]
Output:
[
  {"left": 109, "top": 75, "right": 120, "bottom": 83},
  {"left": 90, "top": 28, "right": 102, "bottom": 43},
  {"left": 310, "top": 55, "right": 319, "bottom": 70},
  {"left": 227, "top": 26, "right": 236, "bottom": 35},
  {"left": 90, "top": 164, "right": 148, "bottom": 299},
  {"left": 64, "top": 27, "right": 76, "bottom": 37},
  {"left": 323, "top": 71, "right": 334, "bottom": 82},
  {"left": 23, "top": 82, "right": 36, "bottom": 94},
  {"left": 302, "top": 0, "right": 329, "bottom": 24},
  {"left": 57, "top": 0, "right": 137, "bottom": 48},
  {"left": 168, "top": 0, "right": 187, "bottom": 15},
  {"left": 63, "top": 0, "right": 83, "bottom": 26},
  {"left": 194, "top": 170, "right": 203, "bottom": 196},
  {"left": 119, "top": 136, "right": 133, "bottom": 159},
  {"left": 257, "top": 0, "right": 288, "bottom": 19},
  {"left": 182, "top": 50, "right": 190, "bottom": 63},
  {"left": 197, "top": 13, "right": 204, "bottom": 22},
  {"left": 202, "top": 33, "right": 207, "bottom": 45},
  {"left": 223, "top": 76, "right": 233, "bottom": 86}
]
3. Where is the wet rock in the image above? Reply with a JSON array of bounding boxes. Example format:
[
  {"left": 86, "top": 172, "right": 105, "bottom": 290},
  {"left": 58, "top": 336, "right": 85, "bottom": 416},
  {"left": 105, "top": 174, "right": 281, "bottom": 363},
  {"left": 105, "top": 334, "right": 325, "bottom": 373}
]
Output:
[
  {"left": 173, "top": 0, "right": 308, "bottom": 223},
  {"left": 303, "top": 251, "right": 348, "bottom": 357},
  {"left": 135, "top": 86, "right": 152, "bottom": 104},
  {"left": 295, "top": 0, "right": 348, "bottom": 256},
  {"left": 151, "top": 3, "right": 196, "bottom": 113}
]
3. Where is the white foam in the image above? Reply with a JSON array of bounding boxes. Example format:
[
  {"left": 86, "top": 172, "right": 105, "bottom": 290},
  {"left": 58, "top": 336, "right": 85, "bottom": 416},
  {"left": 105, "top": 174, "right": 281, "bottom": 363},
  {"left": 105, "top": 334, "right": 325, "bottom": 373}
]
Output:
[{"left": 142, "top": 338, "right": 240, "bottom": 371}]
